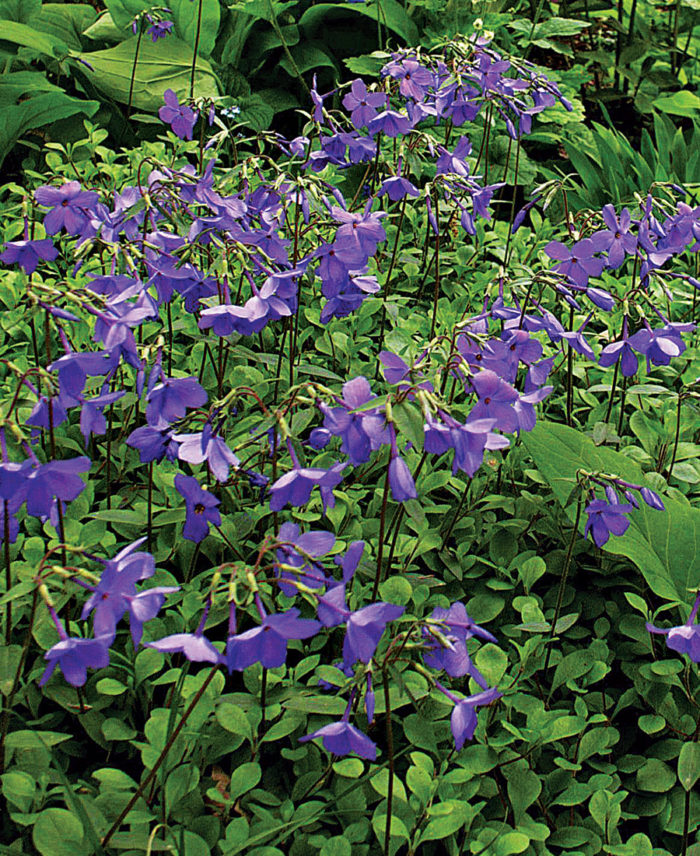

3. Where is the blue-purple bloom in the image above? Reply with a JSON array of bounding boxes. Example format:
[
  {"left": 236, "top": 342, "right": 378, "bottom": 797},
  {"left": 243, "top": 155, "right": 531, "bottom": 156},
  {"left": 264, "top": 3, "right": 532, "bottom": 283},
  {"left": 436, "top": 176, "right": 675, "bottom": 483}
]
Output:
[{"left": 175, "top": 473, "right": 221, "bottom": 542}]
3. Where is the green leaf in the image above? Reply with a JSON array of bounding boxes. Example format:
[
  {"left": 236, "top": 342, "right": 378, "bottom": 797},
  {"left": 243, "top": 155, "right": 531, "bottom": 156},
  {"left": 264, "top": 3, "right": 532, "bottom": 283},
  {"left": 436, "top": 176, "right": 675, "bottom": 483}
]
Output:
[
  {"left": 653, "top": 91, "right": 700, "bottom": 117},
  {"left": 103, "top": 0, "right": 150, "bottom": 31},
  {"left": 333, "top": 758, "right": 364, "bottom": 777},
  {"left": 392, "top": 400, "right": 424, "bottom": 452},
  {"left": 170, "top": 0, "right": 220, "bottom": 57},
  {"left": 636, "top": 758, "right": 676, "bottom": 792},
  {"left": 229, "top": 762, "right": 261, "bottom": 801},
  {"left": 278, "top": 42, "right": 337, "bottom": 77},
  {"left": 678, "top": 742, "right": 700, "bottom": 792},
  {"left": 0, "top": 0, "right": 41, "bottom": 23},
  {"left": 518, "top": 555, "right": 546, "bottom": 592},
  {"left": 83, "top": 11, "right": 122, "bottom": 42},
  {"left": 523, "top": 421, "right": 700, "bottom": 604},
  {"left": 0, "top": 18, "right": 70, "bottom": 56},
  {"left": 5, "top": 730, "right": 71, "bottom": 750},
  {"left": 34, "top": 4, "right": 98, "bottom": 51},
  {"left": 32, "top": 809, "right": 84, "bottom": 856},
  {"left": 299, "top": 0, "right": 418, "bottom": 44},
  {"left": 0, "top": 645, "right": 21, "bottom": 696},
  {"left": 80, "top": 35, "right": 219, "bottom": 111}
]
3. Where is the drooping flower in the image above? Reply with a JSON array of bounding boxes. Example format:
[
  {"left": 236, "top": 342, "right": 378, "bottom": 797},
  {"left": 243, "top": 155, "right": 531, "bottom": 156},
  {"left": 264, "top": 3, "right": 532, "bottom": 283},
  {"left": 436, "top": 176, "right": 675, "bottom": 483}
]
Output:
[
  {"left": 300, "top": 718, "right": 377, "bottom": 760},
  {"left": 646, "top": 593, "right": 700, "bottom": 662},
  {"left": 39, "top": 635, "right": 112, "bottom": 687},
  {"left": 583, "top": 496, "right": 634, "bottom": 547},
  {"left": 226, "top": 606, "right": 320, "bottom": 671},
  {"left": 343, "top": 602, "right": 404, "bottom": 665},
  {"left": 0, "top": 238, "right": 58, "bottom": 274}
]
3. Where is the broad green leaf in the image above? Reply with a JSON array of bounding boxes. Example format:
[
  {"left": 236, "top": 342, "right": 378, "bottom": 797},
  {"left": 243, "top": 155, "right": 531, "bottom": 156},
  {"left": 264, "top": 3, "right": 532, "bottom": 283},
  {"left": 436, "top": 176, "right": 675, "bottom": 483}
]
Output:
[
  {"left": 103, "top": 0, "right": 150, "bottom": 31},
  {"left": 83, "top": 11, "right": 122, "bottom": 42},
  {"left": 228, "top": 762, "right": 261, "bottom": 801},
  {"left": 170, "top": 0, "right": 220, "bottom": 57},
  {"left": 299, "top": 0, "right": 418, "bottom": 44},
  {"left": 0, "top": 89, "right": 99, "bottom": 168},
  {"left": 80, "top": 35, "right": 219, "bottom": 111},
  {"left": 32, "top": 809, "right": 85, "bottom": 856},
  {"left": 0, "top": 0, "right": 41, "bottom": 23},
  {"left": 653, "top": 91, "right": 700, "bottom": 117},
  {"left": 678, "top": 742, "right": 700, "bottom": 792},
  {"left": 34, "top": 4, "right": 98, "bottom": 51},
  {"left": 0, "top": 18, "right": 70, "bottom": 56},
  {"left": 523, "top": 421, "right": 700, "bottom": 604}
]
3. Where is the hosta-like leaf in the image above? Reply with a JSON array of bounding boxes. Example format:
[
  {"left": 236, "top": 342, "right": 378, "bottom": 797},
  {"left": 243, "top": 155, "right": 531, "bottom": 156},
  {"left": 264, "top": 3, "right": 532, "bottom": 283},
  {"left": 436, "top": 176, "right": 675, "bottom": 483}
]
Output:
[
  {"left": 80, "top": 35, "right": 219, "bottom": 111},
  {"left": 523, "top": 421, "right": 700, "bottom": 604}
]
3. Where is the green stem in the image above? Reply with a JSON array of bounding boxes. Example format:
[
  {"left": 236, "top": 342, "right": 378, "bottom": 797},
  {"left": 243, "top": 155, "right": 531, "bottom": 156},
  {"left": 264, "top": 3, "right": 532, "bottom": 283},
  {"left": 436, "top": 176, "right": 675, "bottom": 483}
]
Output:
[
  {"left": 371, "top": 459, "right": 392, "bottom": 601},
  {"left": 128, "top": 25, "right": 144, "bottom": 119},
  {"left": 383, "top": 671, "right": 395, "bottom": 856},
  {"left": 543, "top": 496, "right": 583, "bottom": 678},
  {"left": 102, "top": 666, "right": 219, "bottom": 848},
  {"left": 604, "top": 357, "right": 620, "bottom": 424},
  {"left": 4, "top": 501, "right": 10, "bottom": 646},
  {"left": 189, "top": 0, "right": 204, "bottom": 100},
  {"left": 668, "top": 391, "right": 683, "bottom": 479}
]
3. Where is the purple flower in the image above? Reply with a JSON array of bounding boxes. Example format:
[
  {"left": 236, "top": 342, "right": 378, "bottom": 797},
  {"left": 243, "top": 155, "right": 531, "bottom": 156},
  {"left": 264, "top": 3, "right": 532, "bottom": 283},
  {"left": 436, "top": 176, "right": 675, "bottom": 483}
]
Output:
[
  {"left": 39, "top": 635, "right": 111, "bottom": 687},
  {"left": 544, "top": 238, "right": 604, "bottom": 288},
  {"left": 226, "top": 607, "right": 320, "bottom": 671},
  {"left": 468, "top": 370, "right": 519, "bottom": 433},
  {"left": 146, "top": 376, "right": 207, "bottom": 426},
  {"left": 0, "top": 238, "right": 58, "bottom": 274},
  {"left": 147, "top": 631, "right": 220, "bottom": 662},
  {"left": 159, "top": 89, "right": 199, "bottom": 140},
  {"left": 26, "top": 457, "right": 91, "bottom": 519},
  {"left": 343, "top": 602, "right": 404, "bottom": 665},
  {"left": 377, "top": 175, "right": 420, "bottom": 202},
  {"left": 342, "top": 79, "right": 386, "bottom": 128},
  {"left": 174, "top": 426, "right": 240, "bottom": 482},
  {"left": 269, "top": 461, "right": 346, "bottom": 514},
  {"left": 640, "top": 487, "right": 664, "bottom": 511},
  {"left": 147, "top": 19, "right": 173, "bottom": 41},
  {"left": 300, "top": 719, "right": 377, "bottom": 760},
  {"left": 449, "top": 687, "right": 502, "bottom": 749},
  {"left": 646, "top": 593, "right": 700, "bottom": 662},
  {"left": 388, "top": 455, "right": 417, "bottom": 502},
  {"left": 593, "top": 205, "right": 637, "bottom": 269},
  {"left": 34, "top": 182, "right": 99, "bottom": 236},
  {"left": 423, "top": 602, "right": 496, "bottom": 681},
  {"left": 81, "top": 540, "right": 176, "bottom": 645},
  {"left": 175, "top": 473, "right": 221, "bottom": 542},
  {"left": 275, "top": 522, "right": 335, "bottom": 597},
  {"left": 127, "top": 424, "right": 179, "bottom": 463},
  {"left": 584, "top": 496, "right": 634, "bottom": 547},
  {"left": 599, "top": 339, "right": 638, "bottom": 377},
  {"left": 627, "top": 326, "right": 686, "bottom": 369}
]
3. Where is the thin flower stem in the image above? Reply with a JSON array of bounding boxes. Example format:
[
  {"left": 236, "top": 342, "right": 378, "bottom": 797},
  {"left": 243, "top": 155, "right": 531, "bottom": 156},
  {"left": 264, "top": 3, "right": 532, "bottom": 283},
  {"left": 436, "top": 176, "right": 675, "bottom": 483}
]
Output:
[
  {"left": 543, "top": 496, "right": 583, "bottom": 678},
  {"left": 371, "top": 460, "right": 392, "bottom": 602},
  {"left": 128, "top": 25, "right": 144, "bottom": 119},
  {"left": 429, "top": 194, "right": 441, "bottom": 340},
  {"left": 382, "top": 670, "right": 395, "bottom": 856},
  {"left": 377, "top": 195, "right": 408, "bottom": 360},
  {"left": 189, "top": 0, "right": 204, "bottom": 100},
  {"left": 566, "top": 307, "right": 574, "bottom": 426},
  {"left": 668, "top": 391, "right": 684, "bottom": 480},
  {"left": 604, "top": 357, "right": 620, "bottom": 424},
  {"left": 102, "top": 666, "right": 219, "bottom": 847},
  {"left": 147, "top": 461, "right": 154, "bottom": 552},
  {"left": 0, "top": 588, "right": 38, "bottom": 775},
  {"left": 4, "top": 501, "right": 11, "bottom": 645}
]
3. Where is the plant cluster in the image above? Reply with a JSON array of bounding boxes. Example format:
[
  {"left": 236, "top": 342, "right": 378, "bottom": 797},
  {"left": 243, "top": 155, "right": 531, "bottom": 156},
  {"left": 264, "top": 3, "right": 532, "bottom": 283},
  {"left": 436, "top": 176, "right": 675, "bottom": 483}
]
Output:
[{"left": 0, "top": 25, "right": 699, "bottom": 856}]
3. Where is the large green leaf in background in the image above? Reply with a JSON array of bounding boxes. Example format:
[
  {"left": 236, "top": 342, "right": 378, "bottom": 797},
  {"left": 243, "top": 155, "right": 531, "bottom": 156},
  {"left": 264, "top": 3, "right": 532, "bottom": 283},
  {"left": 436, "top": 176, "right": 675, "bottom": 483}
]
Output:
[
  {"left": 0, "top": 0, "right": 41, "bottom": 22},
  {"left": 170, "top": 0, "right": 221, "bottom": 57},
  {"left": 34, "top": 4, "right": 98, "bottom": 51},
  {"left": 80, "top": 35, "right": 219, "bottom": 111},
  {"left": 0, "top": 71, "right": 99, "bottom": 167},
  {"left": 523, "top": 421, "right": 700, "bottom": 605},
  {"left": 104, "top": 0, "right": 221, "bottom": 55},
  {"left": 299, "top": 0, "right": 419, "bottom": 44},
  {"left": 103, "top": 0, "right": 150, "bottom": 31}
]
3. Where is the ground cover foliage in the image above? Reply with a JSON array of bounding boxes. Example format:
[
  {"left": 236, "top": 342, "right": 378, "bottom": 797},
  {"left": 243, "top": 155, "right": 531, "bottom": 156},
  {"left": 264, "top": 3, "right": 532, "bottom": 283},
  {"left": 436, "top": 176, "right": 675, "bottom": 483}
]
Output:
[{"left": 0, "top": 7, "right": 699, "bottom": 856}]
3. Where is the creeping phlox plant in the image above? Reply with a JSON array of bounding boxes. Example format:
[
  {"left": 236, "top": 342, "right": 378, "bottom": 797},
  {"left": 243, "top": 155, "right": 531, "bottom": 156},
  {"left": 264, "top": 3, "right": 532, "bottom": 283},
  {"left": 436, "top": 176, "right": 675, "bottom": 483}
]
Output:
[{"left": 0, "top": 29, "right": 698, "bottom": 853}]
